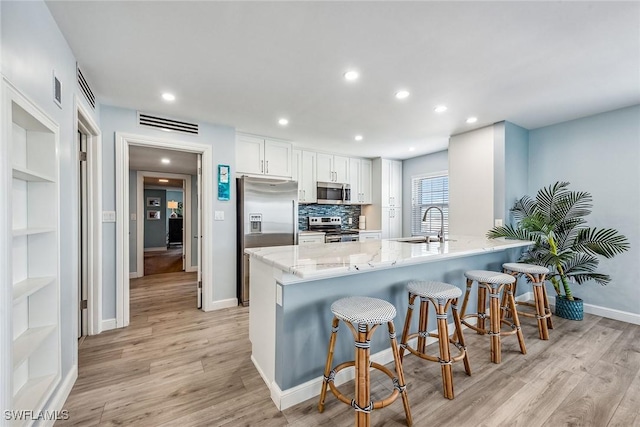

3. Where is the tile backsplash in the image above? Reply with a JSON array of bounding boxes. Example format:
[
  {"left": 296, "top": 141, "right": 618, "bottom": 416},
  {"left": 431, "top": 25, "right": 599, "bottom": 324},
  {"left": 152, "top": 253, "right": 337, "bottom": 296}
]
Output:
[{"left": 298, "top": 204, "right": 362, "bottom": 230}]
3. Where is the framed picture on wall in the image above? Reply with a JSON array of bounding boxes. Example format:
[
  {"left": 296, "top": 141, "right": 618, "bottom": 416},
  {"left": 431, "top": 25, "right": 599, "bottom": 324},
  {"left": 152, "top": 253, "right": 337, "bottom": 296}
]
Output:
[
  {"left": 147, "top": 210, "right": 161, "bottom": 220},
  {"left": 147, "top": 197, "right": 161, "bottom": 207}
]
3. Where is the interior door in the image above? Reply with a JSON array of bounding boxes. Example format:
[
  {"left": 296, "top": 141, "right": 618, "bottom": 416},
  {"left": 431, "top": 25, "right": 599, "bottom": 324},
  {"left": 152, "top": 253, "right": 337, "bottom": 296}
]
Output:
[
  {"left": 196, "top": 154, "right": 203, "bottom": 309},
  {"left": 78, "top": 130, "right": 89, "bottom": 337}
]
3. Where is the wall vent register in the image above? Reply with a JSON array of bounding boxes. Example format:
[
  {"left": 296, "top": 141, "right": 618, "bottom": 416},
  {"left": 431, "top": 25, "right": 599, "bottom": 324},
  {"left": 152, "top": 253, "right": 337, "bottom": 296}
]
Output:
[{"left": 137, "top": 112, "right": 199, "bottom": 135}]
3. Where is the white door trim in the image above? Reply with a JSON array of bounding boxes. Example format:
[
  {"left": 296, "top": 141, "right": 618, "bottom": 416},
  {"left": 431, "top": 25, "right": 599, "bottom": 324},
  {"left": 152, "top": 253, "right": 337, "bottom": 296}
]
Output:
[
  {"left": 115, "top": 132, "right": 213, "bottom": 327},
  {"left": 74, "top": 96, "right": 103, "bottom": 336},
  {"left": 136, "top": 171, "right": 192, "bottom": 277}
]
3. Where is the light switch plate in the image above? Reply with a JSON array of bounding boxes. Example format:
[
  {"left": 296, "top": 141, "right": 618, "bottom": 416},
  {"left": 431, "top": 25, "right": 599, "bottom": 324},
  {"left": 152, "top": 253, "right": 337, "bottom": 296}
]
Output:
[
  {"left": 494, "top": 219, "right": 503, "bottom": 227},
  {"left": 103, "top": 211, "right": 116, "bottom": 222},
  {"left": 214, "top": 210, "right": 225, "bottom": 221}
]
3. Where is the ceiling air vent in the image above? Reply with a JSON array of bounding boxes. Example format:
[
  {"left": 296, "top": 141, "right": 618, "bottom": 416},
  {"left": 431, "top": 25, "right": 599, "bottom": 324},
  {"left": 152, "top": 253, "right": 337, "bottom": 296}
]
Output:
[
  {"left": 137, "top": 112, "right": 199, "bottom": 135},
  {"left": 76, "top": 63, "right": 96, "bottom": 109}
]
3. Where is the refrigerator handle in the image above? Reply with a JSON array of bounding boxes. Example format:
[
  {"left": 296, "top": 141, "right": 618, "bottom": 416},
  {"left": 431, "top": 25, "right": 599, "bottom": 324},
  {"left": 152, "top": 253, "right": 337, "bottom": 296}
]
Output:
[{"left": 293, "top": 200, "right": 299, "bottom": 245}]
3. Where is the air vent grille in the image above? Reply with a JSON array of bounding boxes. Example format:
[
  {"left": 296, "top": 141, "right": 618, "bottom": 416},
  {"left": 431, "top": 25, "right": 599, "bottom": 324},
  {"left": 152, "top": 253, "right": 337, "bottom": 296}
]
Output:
[
  {"left": 76, "top": 63, "right": 95, "bottom": 109},
  {"left": 138, "top": 112, "right": 199, "bottom": 135}
]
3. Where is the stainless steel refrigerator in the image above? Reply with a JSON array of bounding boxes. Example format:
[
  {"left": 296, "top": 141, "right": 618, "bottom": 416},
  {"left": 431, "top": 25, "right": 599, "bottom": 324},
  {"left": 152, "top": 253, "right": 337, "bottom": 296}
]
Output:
[{"left": 237, "top": 176, "right": 298, "bottom": 306}]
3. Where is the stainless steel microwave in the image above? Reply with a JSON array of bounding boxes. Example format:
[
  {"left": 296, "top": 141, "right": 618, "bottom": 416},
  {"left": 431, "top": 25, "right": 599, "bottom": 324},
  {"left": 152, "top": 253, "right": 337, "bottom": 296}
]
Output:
[{"left": 317, "top": 182, "right": 351, "bottom": 204}]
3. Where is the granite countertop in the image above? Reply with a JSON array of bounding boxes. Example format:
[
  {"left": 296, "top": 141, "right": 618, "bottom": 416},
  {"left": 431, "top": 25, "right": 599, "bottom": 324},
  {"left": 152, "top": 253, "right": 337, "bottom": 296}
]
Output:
[{"left": 246, "top": 236, "right": 531, "bottom": 281}]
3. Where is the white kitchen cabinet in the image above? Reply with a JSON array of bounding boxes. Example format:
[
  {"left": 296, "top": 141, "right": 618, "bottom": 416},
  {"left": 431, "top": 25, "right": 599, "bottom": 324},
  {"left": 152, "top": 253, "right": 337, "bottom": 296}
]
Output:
[
  {"left": 236, "top": 134, "right": 292, "bottom": 178},
  {"left": 359, "top": 230, "right": 382, "bottom": 241},
  {"left": 292, "top": 149, "right": 317, "bottom": 203},
  {"left": 382, "top": 208, "right": 403, "bottom": 239},
  {"left": 381, "top": 159, "right": 402, "bottom": 207},
  {"left": 317, "top": 153, "right": 349, "bottom": 183},
  {"left": 4, "top": 82, "right": 62, "bottom": 421},
  {"left": 349, "top": 158, "right": 372, "bottom": 204},
  {"left": 298, "top": 233, "right": 325, "bottom": 245}
]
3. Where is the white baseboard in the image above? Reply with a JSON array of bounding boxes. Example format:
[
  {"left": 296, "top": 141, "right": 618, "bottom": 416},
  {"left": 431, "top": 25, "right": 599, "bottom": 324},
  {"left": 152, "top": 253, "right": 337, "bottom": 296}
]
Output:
[
  {"left": 101, "top": 318, "right": 117, "bottom": 331},
  {"left": 186, "top": 265, "right": 197, "bottom": 273},
  {"left": 206, "top": 298, "right": 238, "bottom": 311},
  {"left": 42, "top": 364, "right": 78, "bottom": 426},
  {"left": 144, "top": 247, "right": 167, "bottom": 252},
  {"left": 129, "top": 272, "right": 138, "bottom": 279},
  {"left": 547, "top": 295, "right": 640, "bottom": 325}
]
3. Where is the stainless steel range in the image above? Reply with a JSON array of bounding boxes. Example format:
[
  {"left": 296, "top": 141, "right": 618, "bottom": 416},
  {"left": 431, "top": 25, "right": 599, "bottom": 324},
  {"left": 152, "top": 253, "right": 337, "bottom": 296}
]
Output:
[{"left": 308, "top": 216, "right": 360, "bottom": 243}]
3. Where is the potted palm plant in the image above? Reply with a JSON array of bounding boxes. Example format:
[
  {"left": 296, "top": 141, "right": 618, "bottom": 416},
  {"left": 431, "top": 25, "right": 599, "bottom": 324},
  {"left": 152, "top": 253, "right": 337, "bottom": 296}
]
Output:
[{"left": 487, "top": 182, "right": 630, "bottom": 320}]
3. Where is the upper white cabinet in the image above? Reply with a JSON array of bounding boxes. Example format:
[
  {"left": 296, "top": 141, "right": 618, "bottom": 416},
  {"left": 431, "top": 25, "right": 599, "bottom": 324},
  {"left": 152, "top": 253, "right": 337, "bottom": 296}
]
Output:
[
  {"left": 236, "top": 134, "right": 292, "bottom": 178},
  {"left": 317, "top": 153, "right": 349, "bottom": 183},
  {"left": 292, "top": 149, "right": 317, "bottom": 203},
  {"left": 349, "top": 158, "right": 372, "bottom": 204},
  {"left": 381, "top": 159, "right": 402, "bottom": 207},
  {"left": 4, "top": 82, "right": 61, "bottom": 420}
]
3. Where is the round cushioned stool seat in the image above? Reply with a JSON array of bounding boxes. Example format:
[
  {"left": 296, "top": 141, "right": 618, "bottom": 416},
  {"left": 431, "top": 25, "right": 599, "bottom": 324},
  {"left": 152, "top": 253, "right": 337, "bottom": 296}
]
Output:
[
  {"left": 503, "top": 263, "right": 550, "bottom": 275},
  {"left": 407, "top": 281, "right": 462, "bottom": 299},
  {"left": 464, "top": 270, "right": 515, "bottom": 285},
  {"left": 331, "top": 296, "right": 397, "bottom": 325}
]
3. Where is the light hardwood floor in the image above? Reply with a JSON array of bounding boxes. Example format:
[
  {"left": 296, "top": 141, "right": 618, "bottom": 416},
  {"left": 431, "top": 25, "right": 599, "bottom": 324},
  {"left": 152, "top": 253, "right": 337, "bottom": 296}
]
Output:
[{"left": 58, "top": 272, "right": 640, "bottom": 426}]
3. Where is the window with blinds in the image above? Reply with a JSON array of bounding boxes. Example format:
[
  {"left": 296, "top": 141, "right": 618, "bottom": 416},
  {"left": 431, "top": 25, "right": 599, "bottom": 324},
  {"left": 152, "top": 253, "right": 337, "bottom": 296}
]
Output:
[{"left": 411, "top": 173, "right": 449, "bottom": 236}]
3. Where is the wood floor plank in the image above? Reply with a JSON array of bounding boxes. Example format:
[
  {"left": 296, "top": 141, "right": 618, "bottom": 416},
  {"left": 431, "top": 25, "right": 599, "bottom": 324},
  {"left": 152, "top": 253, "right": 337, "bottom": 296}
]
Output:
[
  {"left": 58, "top": 271, "right": 640, "bottom": 427},
  {"left": 543, "top": 359, "right": 636, "bottom": 427}
]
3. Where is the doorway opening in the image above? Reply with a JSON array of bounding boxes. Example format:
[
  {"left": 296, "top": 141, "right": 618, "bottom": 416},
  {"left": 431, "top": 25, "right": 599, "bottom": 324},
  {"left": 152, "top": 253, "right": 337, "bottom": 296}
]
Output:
[
  {"left": 116, "top": 133, "right": 211, "bottom": 327},
  {"left": 75, "top": 98, "right": 102, "bottom": 337}
]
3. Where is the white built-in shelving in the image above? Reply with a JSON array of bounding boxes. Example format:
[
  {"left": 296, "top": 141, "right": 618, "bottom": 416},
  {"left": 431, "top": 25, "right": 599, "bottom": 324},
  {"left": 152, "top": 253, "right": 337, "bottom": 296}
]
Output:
[{"left": 4, "top": 81, "right": 61, "bottom": 425}]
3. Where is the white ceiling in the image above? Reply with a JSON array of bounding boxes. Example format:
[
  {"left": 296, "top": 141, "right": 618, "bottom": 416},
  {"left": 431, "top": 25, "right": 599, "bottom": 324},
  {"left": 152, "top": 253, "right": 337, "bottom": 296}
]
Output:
[
  {"left": 129, "top": 145, "right": 198, "bottom": 175},
  {"left": 47, "top": 1, "right": 640, "bottom": 160}
]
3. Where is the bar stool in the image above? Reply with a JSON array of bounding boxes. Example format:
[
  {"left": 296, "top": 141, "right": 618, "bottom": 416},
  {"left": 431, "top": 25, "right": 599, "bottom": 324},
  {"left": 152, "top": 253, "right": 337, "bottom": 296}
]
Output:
[
  {"left": 460, "top": 270, "right": 526, "bottom": 363},
  {"left": 318, "top": 296, "right": 412, "bottom": 427},
  {"left": 503, "top": 263, "right": 553, "bottom": 340},
  {"left": 399, "top": 281, "right": 471, "bottom": 399}
]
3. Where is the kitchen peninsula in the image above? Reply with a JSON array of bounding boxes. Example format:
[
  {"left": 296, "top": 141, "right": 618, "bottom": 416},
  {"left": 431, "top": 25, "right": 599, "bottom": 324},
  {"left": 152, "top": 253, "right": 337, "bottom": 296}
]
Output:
[{"left": 246, "top": 236, "right": 531, "bottom": 411}]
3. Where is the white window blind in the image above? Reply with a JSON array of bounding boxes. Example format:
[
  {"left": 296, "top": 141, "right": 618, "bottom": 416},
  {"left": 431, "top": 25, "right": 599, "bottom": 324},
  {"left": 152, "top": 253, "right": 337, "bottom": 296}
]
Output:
[{"left": 411, "top": 174, "right": 449, "bottom": 236}]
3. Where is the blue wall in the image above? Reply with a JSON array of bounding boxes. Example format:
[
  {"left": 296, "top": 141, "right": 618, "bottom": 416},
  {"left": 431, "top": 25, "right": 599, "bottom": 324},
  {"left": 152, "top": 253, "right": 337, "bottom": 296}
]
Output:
[
  {"left": 144, "top": 189, "right": 167, "bottom": 248},
  {"left": 529, "top": 105, "right": 640, "bottom": 314},
  {"left": 504, "top": 121, "right": 530, "bottom": 224}
]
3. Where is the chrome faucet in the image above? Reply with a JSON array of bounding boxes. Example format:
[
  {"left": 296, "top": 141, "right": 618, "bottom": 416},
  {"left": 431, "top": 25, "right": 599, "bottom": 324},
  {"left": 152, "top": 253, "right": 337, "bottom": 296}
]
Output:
[{"left": 422, "top": 206, "right": 445, "bottom": 243}]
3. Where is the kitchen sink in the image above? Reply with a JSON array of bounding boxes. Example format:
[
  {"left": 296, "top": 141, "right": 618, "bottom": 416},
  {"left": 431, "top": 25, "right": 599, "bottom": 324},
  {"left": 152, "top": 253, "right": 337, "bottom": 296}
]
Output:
[{"left": 395, "top": 237, "right": 456, "bottom": 244}]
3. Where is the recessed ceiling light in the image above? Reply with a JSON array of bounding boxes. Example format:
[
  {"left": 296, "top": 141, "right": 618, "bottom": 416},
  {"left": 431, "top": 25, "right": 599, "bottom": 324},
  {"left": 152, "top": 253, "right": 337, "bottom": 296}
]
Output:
[
  {"left": 158, "top": 179, "right": 169, "bottom": 183},
  {"left": 161, "top": 158, "right": 171, "bottom": 164},
  {"left": 354, "top": 135, "right": 363, "bottom": 141},
  {"left": 466, "top": 117, "right": 478, "bottom": 124},
  {"left": 344, "top": 70, "right": 359, "bottom": 81},
  {"left": 162, "top": 93, "right": 175, "bottom": 102},
  {"left": 278, "top": 118, "right": 289, "bottom": 126},
  {"left": 409, "top": 147, "right": 415, "bottom": 152},
  {"left": 395, "top": 90, "right": 410, "bottom": 99},
  {"left": 434, "top": 105, "right": 448, "bottom": 113}
]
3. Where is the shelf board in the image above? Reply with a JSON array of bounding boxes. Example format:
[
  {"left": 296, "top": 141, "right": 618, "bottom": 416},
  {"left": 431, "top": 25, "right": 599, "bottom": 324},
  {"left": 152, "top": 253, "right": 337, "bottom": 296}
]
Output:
[
  {"left": 13, "top": 325, "right": 56, "bottom": 369},
  {"left": 12, "top": 166, "right": 54, "bottom": 182},
  {"left": 12, "top": 228, "right": 55, "bottom": 237},
  {"left": 13, "top": 277, "right": 55, "bottom": 303},
  {"left": 13, "top": 374, "right": 58, "bottom": 413}
]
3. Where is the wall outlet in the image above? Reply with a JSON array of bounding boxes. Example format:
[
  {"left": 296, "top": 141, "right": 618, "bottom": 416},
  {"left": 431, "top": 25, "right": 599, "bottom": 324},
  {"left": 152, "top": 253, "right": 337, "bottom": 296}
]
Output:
[
  {"left": 214, "top": 211, "right": 225, "bottom": 221},
  {"left": 347, "top": 218, "right": 353, "bottom": 225},
  {"left": 494, "top": 219, "right": 503, "bottom": 227},
  {"left": 130, "top": 213, "right": 137, "bottom": 221}
]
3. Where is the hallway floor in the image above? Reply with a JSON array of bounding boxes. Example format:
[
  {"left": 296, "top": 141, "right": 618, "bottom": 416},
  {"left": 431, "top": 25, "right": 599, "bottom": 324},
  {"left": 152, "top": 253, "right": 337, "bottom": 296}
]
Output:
[
  {"left": 144, "top": 248, "right": 184, "bottom": 275},
  {"left": 58, "top": 273, "right": 640, "bottom": 426}
]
